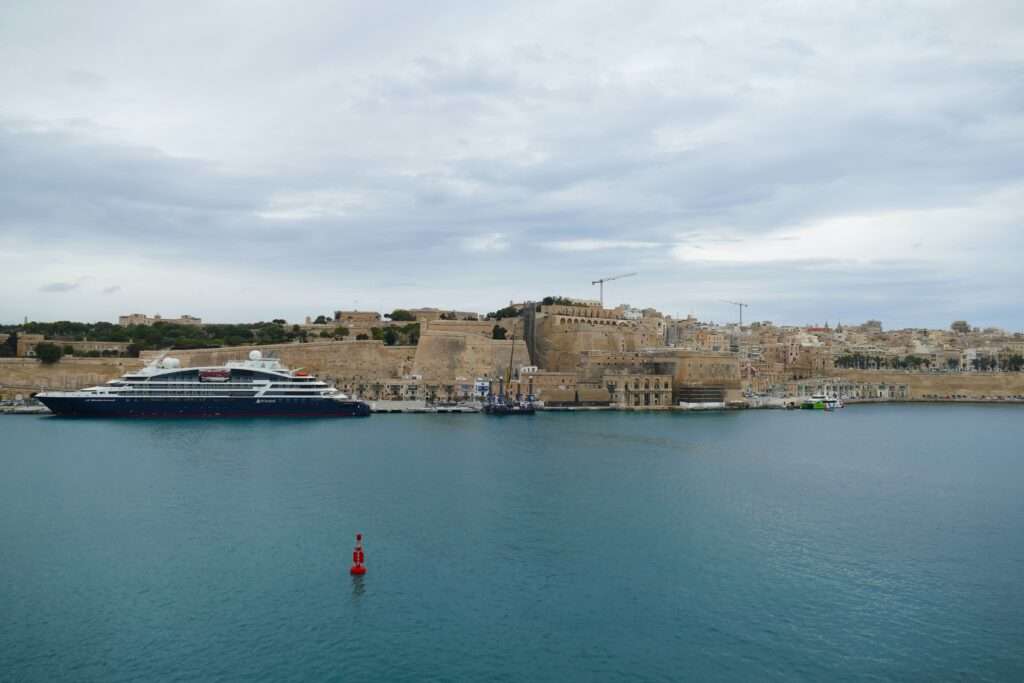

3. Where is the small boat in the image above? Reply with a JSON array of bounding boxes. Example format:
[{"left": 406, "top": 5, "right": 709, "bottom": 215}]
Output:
[
  {"left": 801, "top": 391, "right": 844, "bottom": 411},
  {"left": 483, "top": 335, "right": 536, "bottom": 416},
  {"left": 483, "top": 397, "right": 536, "bottom": 415}
]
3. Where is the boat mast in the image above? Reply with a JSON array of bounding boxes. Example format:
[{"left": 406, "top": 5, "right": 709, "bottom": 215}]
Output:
[{"left": 506, "top": 334, "right": 516, "bottom": 399}]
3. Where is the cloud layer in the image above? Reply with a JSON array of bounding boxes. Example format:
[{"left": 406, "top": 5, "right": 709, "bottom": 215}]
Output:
[{"left": 1, "top": 1, "right": 1022, "bottom": 327}]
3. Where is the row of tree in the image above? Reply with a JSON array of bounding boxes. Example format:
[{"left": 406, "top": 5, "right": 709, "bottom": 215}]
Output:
[
  {"left": 834, "top": 352, "right": 1024, "bottom": 372},
  {"left": 0, "top": 321, "right": 326, "bottom": 356},
  {"left": 834, "top": 353, "right": 939, "bottom": 370},
  {"left": 369, "top": 323, "right": 420, "bottom": 346}
]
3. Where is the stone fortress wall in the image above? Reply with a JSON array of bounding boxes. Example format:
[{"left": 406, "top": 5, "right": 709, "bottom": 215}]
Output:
[
  {"left": 825, "top": 368, "right": 1024, "bottom": 400},
  {"left": 0, "top": 358, "right": 145, "bottom": 398},
  {"left": 411, "top": 332, "right": 530, "bottom": 382},
  {"left": 140, "top": 340, "right": 416, "bottom": 385}
]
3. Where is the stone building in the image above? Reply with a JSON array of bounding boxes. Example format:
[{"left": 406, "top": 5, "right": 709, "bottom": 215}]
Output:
[
  {"left": 15, "top": 334, "right": 44, "bottom": 357},
  {"left": 604, "top": 373, "right": 673, "bottom": 408},
  {"left": 119, "top": 313, "right": 202, "bottom": 327},
  {"left": 579, "top": 348, "right": 743, "bottom": 404},
  {"left": 333, "top": 310, "right": 382, "bottom": 324},
  {"left": 407, "top": 308, "right": 480, "bottom": 322},
  {"left": 16, "top": 334, "right": 132, "bottom": 358}
]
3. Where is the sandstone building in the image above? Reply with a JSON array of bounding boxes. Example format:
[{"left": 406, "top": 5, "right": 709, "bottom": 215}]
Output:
[{"left": 119, "top": 313, "right": 202, "bottom": 327}]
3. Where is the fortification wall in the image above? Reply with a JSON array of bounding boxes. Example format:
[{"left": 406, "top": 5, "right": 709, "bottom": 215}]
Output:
[
  {"left": 141, "top": 341, "right": 416, "bottom": 383},
  {"left": 0, "top": 357, "right": 145, "bottom": 397},
  {"left": 826, "top": 369, "right": 1024, "bottom": 399},
  {"left": 532, "top": 316, "right": 646, "bottom": 371},
  {"left": 412, "top": 332, "right": 530, "bottom": 382},
  {"left": 422, "top": 319, "right": 494, "bottom": 338}
]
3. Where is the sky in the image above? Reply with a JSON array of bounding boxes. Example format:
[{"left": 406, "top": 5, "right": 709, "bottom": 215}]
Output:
[{"left": 1, "top": 0, "right": 1023, "bottom": 329}]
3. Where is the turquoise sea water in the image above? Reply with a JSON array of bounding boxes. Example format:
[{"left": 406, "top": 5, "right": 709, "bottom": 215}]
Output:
[{"left": 2, "top": 405, "right": 1023, "bottom": 681}]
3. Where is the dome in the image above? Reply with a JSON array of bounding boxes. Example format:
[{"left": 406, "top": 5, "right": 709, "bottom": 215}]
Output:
[{"left": 249, "top": 350, "right": 263, "bottom": 361}]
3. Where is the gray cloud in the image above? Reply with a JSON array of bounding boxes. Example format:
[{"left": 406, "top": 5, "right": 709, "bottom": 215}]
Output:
[
  {"left": 1, "top": 1, "right": 1023, "bottom": 327},
  {"left": 38, "top": 281, "right": 81, "bottom": 293}
]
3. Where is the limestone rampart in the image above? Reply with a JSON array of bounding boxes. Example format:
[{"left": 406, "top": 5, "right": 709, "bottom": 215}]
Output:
[
  {"left": 0, "top": 357, "right": 145, "bottom": 397},
  {"left": 825, "top": 369, "right": 1024, "bottom": 399},
  {"left": 422, "top": 319, "right": 495, "bottom": 338},
  {"left": 412, "top": 332, "right": 530, "bottom": 381},
  {"left": 141, "top": 341, "right": 416, "bottom": 383}
]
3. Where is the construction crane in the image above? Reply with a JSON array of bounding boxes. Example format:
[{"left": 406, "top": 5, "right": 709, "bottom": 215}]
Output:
[
  {"left": 591, "top": 272, "right": 637, "bottom": 308},
  {"left": 723, "top": 300, "right": 749, "bottom": 327}
]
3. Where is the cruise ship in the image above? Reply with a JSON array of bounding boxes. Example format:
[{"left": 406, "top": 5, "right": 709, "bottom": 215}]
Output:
[{"left": 36, "top": 351, "right": 370, "bottom": 418}]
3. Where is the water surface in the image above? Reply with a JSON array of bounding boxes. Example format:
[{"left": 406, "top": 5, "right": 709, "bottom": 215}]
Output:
[{"left": 2, "top": 405, "right": 1023, "bottom": 681}]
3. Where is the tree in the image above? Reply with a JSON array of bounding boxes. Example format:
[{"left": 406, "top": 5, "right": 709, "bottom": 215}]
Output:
[
  {"left": 356, "top": 333, "right": 369, "bottom": 340},
  {"left": 492, "top": 325, "right": 508, "bottom": 340},
  {"left": 314, "top": 315, "right": 329, "bottom": 325},
  {"left": 487, "top": 305, "right": 521, "bottom": 320},
  {"left": 946, "top": 358, "right": 960, "bottom": 370},
  {"left": 387, "top": 309, "right": 416, "bottom": 322},
  {"left": 333, "top": 326, "right": 350, "bottom": 338},
  {"left": 0, "top": 332, "right": 15, "bottom": 357},
  {"left": 272, "top": 319, "right": 286, "bottom": 325},
  {"left": 62, "top": 344, "right": 75, "bottom": 355},
  {"left": 35, "top": 342, "right": 63, "bottom": 364},
  {"left": 951, "top": 321, "right": 971, "bottom": 334},
  {"left": 382, "top": 328, "right": 399, "bottom": 346}
]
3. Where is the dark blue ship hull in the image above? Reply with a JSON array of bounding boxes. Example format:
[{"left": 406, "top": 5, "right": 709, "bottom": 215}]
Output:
[{"left": 38, "top": 396, "right": 371, "bottom": 418}]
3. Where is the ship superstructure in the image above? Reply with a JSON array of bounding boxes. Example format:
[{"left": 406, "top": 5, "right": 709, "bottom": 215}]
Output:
[{"left": 37, "top": 351, "right": 370, "bottom": 418}]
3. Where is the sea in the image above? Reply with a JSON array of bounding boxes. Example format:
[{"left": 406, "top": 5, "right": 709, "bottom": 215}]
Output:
[{"left": 1, "top": 405, "right": 1023, "bottom": 681}]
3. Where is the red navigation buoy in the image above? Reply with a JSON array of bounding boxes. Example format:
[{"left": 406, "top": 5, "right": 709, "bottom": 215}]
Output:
[{"left": 350, "top": 533, "right": 366, "bottom": 575}]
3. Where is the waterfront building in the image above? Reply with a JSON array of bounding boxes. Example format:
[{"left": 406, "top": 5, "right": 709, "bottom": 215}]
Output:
[{"left": 603, "top": 373, "right": 673, "bottom": 408}]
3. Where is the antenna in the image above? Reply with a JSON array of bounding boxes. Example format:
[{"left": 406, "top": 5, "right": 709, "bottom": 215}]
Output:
[
  {"left": 722, "top": 300, "right": 749, "bottom": 327},
  {"left": 591, "top": 272, "right": 637, "bottom": 308}
]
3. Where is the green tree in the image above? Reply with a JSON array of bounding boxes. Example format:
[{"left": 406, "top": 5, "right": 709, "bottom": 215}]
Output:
[
  {"left": 0, "top": 332, "right": 15, "bottom": 357},
  {"left": 314, "top": 315, "right": 329, "bottom": 324},
  {"left": 382, "top": 328, "right": 399, "bottom": 345},
  {"left": 487, "top": 305, "right": 521, "bottom": 320},
  {"left": 399, "top": 323, "right": 420, "bottom": 345},
  {"left": 492, "top": 325, "right": 508, "bottom": 340},
  {"left": 387, "top": 309, "right": 416, "bottom": 322},
  {"left": 333, "top": 326, "right": 350, "bottom": 338},
  {"left": 950, "top": 320, "right": 970, "bottom": 334},
  {"left": 35, "top": 342, "right": 63, "bottom": 364}
]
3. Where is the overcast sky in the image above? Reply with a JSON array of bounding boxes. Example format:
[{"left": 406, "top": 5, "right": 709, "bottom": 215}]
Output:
[{"left": 2, "top": 1, "right": 1022, "bottom": 329}]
